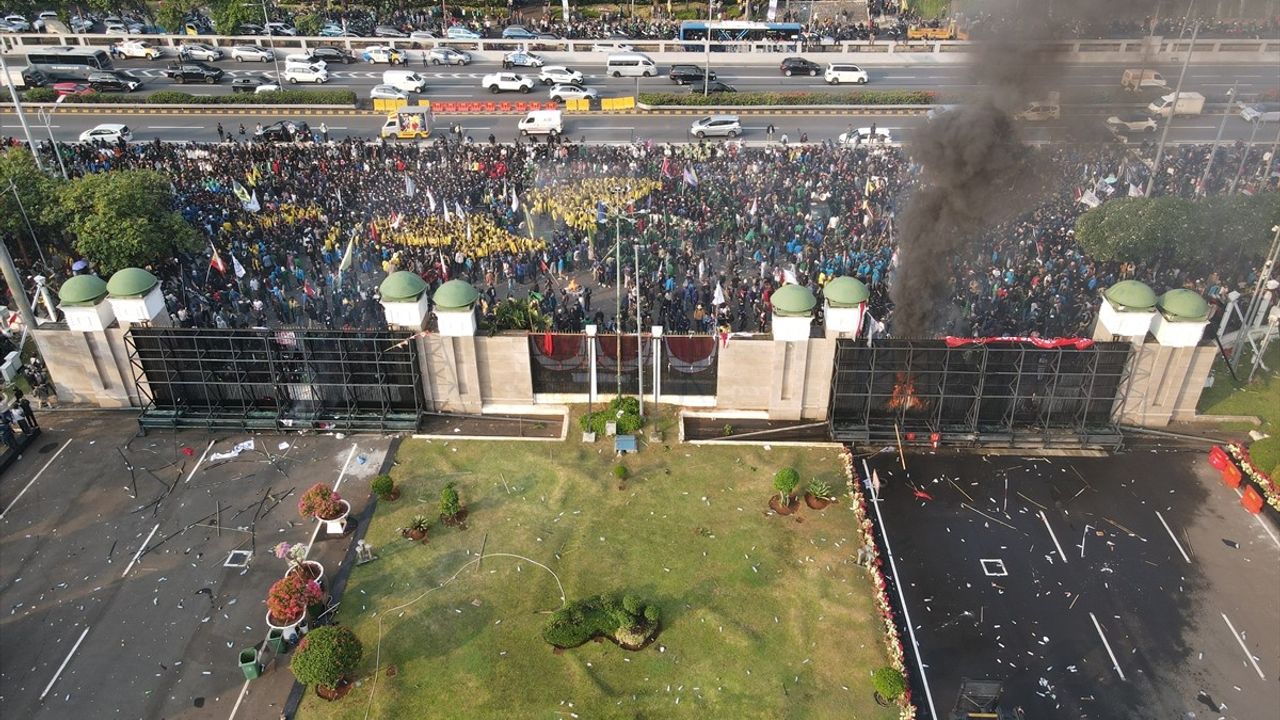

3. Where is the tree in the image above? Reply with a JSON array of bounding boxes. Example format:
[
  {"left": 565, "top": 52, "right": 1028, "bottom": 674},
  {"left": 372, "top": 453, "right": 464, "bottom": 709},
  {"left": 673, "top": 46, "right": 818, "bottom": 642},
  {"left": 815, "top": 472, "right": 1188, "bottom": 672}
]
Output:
[
  {"left": 209, "top": 0, "right": 260, "bottom": 35},
  {"left": 773, "top": 467, "right": 799, "bottom": 503},
  {"left": 290, "top": 625, "right": 362, "bottom": 688},
  {"left": 54, "top": 170, "right": 198, "bottom": 276},
  {"left": 155, "top": 0, "right": 203, "bottom": 34},
  {"left": 0, "top": 148, "right": 64, "bottom": 268},
  {"left": 439, "top": 481, "right": 461, "bottom": 520}
]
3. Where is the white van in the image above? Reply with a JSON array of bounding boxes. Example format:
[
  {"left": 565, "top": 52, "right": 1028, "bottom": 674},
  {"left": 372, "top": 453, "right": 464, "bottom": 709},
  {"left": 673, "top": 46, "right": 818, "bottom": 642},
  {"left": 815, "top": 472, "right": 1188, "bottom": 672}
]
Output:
[
  {"left": 824, "top": 63, "right": 868, "bottom": 85},
  {"left": 285, "top": 53, "right": 326, "bottom": 69},
  {"left": 519, "top": 109, "right": 563, "bottom": 136},
  {"left": 606, "top": 52, "right": 657, "bottom": 78},
  {"left": 284, "top": 65, "right": 328, "bottom": 84},
  {"left": 382, "top": 69, "right": 427, "bottom": 93}
]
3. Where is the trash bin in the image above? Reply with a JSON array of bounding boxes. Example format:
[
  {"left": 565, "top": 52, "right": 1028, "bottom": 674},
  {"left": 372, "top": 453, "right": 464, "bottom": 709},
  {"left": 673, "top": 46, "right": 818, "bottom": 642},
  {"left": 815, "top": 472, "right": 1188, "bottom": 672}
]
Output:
[
  {"left": 238, "top": 649, "right": 261, "bottom": 680},
  {"left": 267, "top": 628, "right": 287, "bottom": 653}
]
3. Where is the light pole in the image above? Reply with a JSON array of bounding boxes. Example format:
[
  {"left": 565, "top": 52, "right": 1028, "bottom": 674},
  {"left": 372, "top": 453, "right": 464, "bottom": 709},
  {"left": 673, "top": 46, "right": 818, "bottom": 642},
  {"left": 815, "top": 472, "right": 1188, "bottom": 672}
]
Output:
[
  {"left": 1230, "top": 224, "right": 1280, "bottom": 373},
  {"left": 252, "top": 0, "right": 284, "bottom": 84},
  {"left": 38, "top": 96, "right": 68, "bottom": 181},
  {"left": 1146, "top": 19, "right": 1198, "bottom": 197},
  {"left": 7, "top": 180, "right": 50, "bottom": 269},
  {"left": 703, "top": 3, "right": 712, "bottom": 97},
  {"left": 0, "top": 50, "right": 45, "bottom": 172},
  {"left": 1229, "top": 117, "right": 1261, "bottom": 194},
  {"left": 1198, "top": 82, "right": 1235, "bottom": 195}
]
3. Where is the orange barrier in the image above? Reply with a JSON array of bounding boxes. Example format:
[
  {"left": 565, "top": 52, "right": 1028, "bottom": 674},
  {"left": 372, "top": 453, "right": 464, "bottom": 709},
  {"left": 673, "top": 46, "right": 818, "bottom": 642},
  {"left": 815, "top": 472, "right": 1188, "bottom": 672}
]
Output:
[
  {"left": 500, "top": 102, "right": 511, "bottom": 112},
  {"left": 527, "top": 101, "right": 540, "bottom": 111},
  {"left": 1208, "top": 445, "right": 1230, "bottom": 471},
  {"left": 485, "top": 102, "right": 497, "bottom": 112},
  {"left": 1242, "top": 485, "right": 1264, "bottom": 514},
  {"left": 514, "top": 102, "right": 526, "bottom": 112},
  {"left": 545, "top": 101, "right": 558, "bottom": 110},
  {"left": 1222, "top": 462, "right": 1243, "bottom": 489}
]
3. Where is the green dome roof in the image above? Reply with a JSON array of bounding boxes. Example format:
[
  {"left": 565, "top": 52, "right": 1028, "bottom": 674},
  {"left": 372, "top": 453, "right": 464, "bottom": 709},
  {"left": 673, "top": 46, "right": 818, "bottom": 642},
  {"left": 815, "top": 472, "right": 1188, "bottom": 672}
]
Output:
[
  {"left": 824, "top": 276, "right": 870, "bottom": 308},
  {"left": 771, "top": 284, "right": 817, "bottom": 317},
  {"left": 1104, "top": 280, "right": 1156, "bottom": 312},
  {"left": 59, "top": 275, "right": 108, "bottom": 306},
  {"left": 379, "top": 271, "right": 428, "bottom": 302},
  {"left": 106, "top": 267, "right": 159, "bottom": 298},
  {"left": 432, "top": 279, "right": 480, "bottom": 310},
  {"left": 1158, "top": 289, "right": 1210, "bottom": 321}
]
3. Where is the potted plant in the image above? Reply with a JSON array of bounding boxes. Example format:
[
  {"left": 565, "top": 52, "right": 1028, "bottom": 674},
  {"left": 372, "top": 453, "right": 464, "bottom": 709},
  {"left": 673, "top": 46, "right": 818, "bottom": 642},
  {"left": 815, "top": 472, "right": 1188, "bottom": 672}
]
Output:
[
  {"left": 770, "top": 467, "right": 800, "bottom": 515},
  {"left": 612, "top": 464, "right": 628, "bottom": 490},
  {"left": 402, "top": 514, "right": 430, "bottom": 542},
  {"left": 275, "top": 541, "right": 324, "bottom": 587},
  {"left": 290, "top": 625, "right": 363, "bottom": 701},
  {"left": 439, "top": 482, "right": 466, "bottom": 527},
  {"left": 871, "top": 665, "right": 906, "bottom": 706},
  {"left": 266, "top": 573, "right": 324, "bottom": 632},
  {"left": 299, "top": 483, "right": 350, "bottom": 535},
  {"left": 371, "top": 473, "right": 399, "bottom": 502},
  {"left": 805, "top": 478, "right": 838, "bottom": 510}
]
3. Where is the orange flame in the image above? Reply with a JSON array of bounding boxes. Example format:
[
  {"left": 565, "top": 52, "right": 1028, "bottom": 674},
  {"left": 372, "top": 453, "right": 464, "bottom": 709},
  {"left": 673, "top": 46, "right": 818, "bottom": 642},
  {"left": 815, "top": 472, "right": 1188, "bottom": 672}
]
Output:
[{"left": 888, "top": 372, "right": 924, "bottom": 412}]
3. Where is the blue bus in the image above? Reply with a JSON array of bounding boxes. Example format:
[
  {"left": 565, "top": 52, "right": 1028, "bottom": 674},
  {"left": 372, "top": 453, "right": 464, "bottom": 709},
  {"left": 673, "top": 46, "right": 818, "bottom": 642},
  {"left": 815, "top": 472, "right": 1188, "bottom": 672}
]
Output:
[{"left": 677, "top": 21, "right": 803, "bottom": 43}]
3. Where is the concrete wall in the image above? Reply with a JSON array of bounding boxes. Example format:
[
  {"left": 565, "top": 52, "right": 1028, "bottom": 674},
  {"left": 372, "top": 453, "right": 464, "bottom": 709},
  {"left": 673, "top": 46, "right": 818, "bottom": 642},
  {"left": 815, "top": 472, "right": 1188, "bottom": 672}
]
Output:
[
  {"left": 1116, "top": 342, "right": 1217, "bottom": 426},
  {"left": 473, "top": 335, "right": 535, "bottom": 408},
  {"left": 33, "top": 326, "right": 137, "bottom": 408},
  {"left": 714, "top": 338, "right": 773, "bottom": 412}
]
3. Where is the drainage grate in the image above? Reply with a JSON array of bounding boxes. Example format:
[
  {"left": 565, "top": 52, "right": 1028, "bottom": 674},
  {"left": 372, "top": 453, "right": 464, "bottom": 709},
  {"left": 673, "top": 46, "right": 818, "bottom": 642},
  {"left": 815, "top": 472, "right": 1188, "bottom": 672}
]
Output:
[{"left": 224, "top": 550, "right": 252, "bottom": 568}]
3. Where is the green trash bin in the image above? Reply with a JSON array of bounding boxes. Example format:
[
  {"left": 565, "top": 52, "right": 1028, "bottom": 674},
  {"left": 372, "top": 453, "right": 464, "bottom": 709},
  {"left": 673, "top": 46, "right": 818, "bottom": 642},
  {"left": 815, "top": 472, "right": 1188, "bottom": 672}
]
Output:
[
  {"left": 238, "top": 649, "right": 261, "bottom": 680},
  {"left": 267, "top": 628, "right": 287, "bottom": 654}
]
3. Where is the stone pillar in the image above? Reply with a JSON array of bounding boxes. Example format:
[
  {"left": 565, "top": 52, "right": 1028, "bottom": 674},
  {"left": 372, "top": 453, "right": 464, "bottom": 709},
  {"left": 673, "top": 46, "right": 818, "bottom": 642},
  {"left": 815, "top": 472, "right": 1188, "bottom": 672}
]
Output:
[
  {"left": 378, "top": 270, "right": 430, "bottom": 331},
  {"left": 768, "top": 285, "right": 817, "bottom": 420},
  {"left": 36, "top": 274, "right": 135, "bottom": 408},
  {"left": 106, "top": 267, "right": 171, "bottom": 327},
  {"left": 1093, "top": 280, "right": 1156, "bottom": 344},
  {"left": 822, "top": 276, "right": 869, "bottom": 339}
]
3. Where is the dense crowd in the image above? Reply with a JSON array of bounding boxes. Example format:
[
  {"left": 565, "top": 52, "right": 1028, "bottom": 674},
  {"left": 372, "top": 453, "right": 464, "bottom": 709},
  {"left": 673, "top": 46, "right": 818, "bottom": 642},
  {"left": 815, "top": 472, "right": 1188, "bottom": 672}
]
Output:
[{"left": 4, "top": 127, "right": 1277, "bottom": 342}]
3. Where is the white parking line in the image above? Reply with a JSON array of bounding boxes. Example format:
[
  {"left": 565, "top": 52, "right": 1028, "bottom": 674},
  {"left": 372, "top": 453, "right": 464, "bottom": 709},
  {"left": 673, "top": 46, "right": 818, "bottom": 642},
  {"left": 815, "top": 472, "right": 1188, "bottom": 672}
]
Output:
[
  {"left": 0, "top": 438, "right": 72, "bottom": 519},
  {"left": 183, "top": 439, "right": 214, "bottom": 483},
  {"left": 1090, "top": 612, "right": 1127, "bottom": 681},
  {"left": 1155, "top": 510, "right": 1192, "bottom": 563},
  {"left": 1221, "top": 613, "right": 1266, "bottom": 679},
  {"left": 40, "top": 625, "right": 90, "bottom": 700},
  {"left": 1040, "top": 510, "right": 1068, "bottom": 564},
  {"left": 121, "top": 522, "right": 160, "bottom": 578}
]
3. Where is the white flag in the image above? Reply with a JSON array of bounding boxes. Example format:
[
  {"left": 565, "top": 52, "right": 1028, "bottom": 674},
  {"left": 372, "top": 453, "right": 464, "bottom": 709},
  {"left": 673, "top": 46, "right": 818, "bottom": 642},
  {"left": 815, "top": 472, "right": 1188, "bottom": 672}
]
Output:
[
  {"left": 243, "top": 190, "right": 260, "bottom": 213},
  {"left": 426, "top": 189, "right": 437, "bottom": 212},
  {"left": 443, "top": 201, "right": 452, "bottom": 224},
  {"left": 511, "top": 187, "right": 519, "bottom": 213},
  {"left": 783, "top": 267, "right": 798, "bottom": 285},
  {"left": 749, "top": 197, "right": 757, "bottom": 216},
  {"left": 455, "top": 201, "right": 465, "bottom": 219},
  {"left": 1128, "top": 183, "right": 1144, "bottom": 197},
  {"left": 1079, "top": 189, "right": 1102, "bottom": 208},
  {"left": 231, "top": 253, "right": 246, "bottom": 279},
  {"left": 712, "top": 282, "right": 725, "bottom": 306},
  {"left": 404, "top": 175, "right": 416, "bottom": 198}
]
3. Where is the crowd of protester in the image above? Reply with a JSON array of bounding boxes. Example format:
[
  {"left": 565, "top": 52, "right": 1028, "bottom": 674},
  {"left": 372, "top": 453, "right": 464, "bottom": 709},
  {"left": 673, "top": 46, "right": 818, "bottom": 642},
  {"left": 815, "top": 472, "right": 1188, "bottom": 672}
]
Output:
[{"left": 5, "top": 126, "right": 1275, "bottom": 344}]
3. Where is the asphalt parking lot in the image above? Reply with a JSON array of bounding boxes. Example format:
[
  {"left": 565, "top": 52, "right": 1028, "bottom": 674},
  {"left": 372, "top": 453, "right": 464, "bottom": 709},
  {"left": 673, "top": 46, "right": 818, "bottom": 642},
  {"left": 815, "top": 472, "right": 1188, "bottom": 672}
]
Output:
[
  {"left": 0, "top": 411, "right": 389, "bottom": 720},
  {"left": 865, "top": 449, "right": 1280, "bottom": 719}
]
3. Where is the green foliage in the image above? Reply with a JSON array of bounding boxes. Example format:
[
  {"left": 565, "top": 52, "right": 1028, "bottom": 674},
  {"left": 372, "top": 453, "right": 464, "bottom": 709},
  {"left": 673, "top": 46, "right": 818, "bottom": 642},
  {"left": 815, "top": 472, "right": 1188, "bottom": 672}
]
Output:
[
  {"left": 21, "top": 88, "right": 58, "bottom": 103},
  {"left": 639, "top": 90, "right": 936, "bottom": 107},
  {"left": 542, "top": 593, "right": 659, "bottom": 648},
  {"left": 871, "top": 666, "right": 907, "bottom": 701},
  {"left": 483, "top": 297, "right": 552, "bottom": 332},
  {"left": 1249, "top": 436, "right": 1280, "bottom": 480},
  {"left": 0, "top": 148, "right": 63, "bottom": 262},
  {"left": 155, "top": 0, "right": 201, "bottom": 34},
  {"left": 1075, "top": 193, "right": 1280, "bottom": 271},
  {"left": 294, "top": 12, "right": 323, "bottom": 37},
  {"left": 53, "top": 169, "right": 198, "bottom": 276},
  {"left": 579, "top": 396, "right": 645, "bottom": 435},
  {"left": 773, "top": 467, "right": 800, "bottom": 502},
  {"left": 808, "top": 478, "right": 834, "bottom": 500},
  {"left": 147, "top": 90, "right": 358, "bottom": 105},
  {"left": 371, "top": 474, "right": 395, "bottom": 500},
  {"left": 290, "top": 625, "right": 363, "bottom": 688},
  {"left": 408, "top": 514, "right": 431, "bottom": 533},
  {"left": 208, "top": 0, "right": 259, "bottom": 36},
  {"left": 612, "top": 464, "right": 629, "bottom": 480},
  {"left": 722, "top": 423, "right": 734, "bottom": 436},
  {"left": 439, "top": 481, "right": 462, "bottom": 519}
]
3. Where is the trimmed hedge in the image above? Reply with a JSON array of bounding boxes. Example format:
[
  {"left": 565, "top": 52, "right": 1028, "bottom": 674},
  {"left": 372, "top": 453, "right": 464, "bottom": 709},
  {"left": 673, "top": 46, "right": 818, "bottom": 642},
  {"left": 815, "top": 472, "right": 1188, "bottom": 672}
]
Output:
[
  {"left": 640, "top": 90, "right": 936, "bottom": 107},
  {"left": 580, "top": 395, "right": 644, "bottom": 436},
  {"left": 542, "top": 593, "right": 660, "bottom": 649},
  {"left": 21, "top": 88, "right": 357, "bottom": 106}
]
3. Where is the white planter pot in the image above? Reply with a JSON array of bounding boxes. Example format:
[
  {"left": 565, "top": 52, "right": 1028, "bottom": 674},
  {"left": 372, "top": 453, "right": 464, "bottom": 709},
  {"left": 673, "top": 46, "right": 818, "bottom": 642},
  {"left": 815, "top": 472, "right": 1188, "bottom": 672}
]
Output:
[
  {"left": 319, "top": 500, "right": 350, "bottom": 536},
  {"left": 287, "top": 560, "right": 325, "bottom": 589},
  {"left": 265, "top": 608, "right": 306, "bottom": 634}
]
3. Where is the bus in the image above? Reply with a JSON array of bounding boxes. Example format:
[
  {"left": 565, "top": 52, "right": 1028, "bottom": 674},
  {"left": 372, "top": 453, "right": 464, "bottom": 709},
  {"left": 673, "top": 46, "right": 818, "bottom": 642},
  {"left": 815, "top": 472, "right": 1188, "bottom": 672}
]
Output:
[
  {"left": 677, "top": 21, "right": 803, "bottom": 43},
  {"left": 24, "top": 46, "right": 114, "bottom": 81}
]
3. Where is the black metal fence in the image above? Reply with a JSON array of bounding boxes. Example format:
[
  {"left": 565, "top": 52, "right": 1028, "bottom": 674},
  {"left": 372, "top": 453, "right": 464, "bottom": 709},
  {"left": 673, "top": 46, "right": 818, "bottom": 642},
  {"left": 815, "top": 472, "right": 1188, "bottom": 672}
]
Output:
[
  {"left": 829, "top": 339, "right": 1131, "bottom": 448},
  {"left": 126, "top": 327, "right": 422, "bottom": 431},
  {"left": 528, "top": 333, "right": 591, "bottom": 395},
  {"left": 660, "top": 335, "right": 719, "bottom": 397}
]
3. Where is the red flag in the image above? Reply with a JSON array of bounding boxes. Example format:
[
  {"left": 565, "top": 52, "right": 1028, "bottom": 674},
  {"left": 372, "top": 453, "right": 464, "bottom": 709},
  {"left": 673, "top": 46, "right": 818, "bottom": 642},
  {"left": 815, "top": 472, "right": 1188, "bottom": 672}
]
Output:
[
  {"left": 303, "top": 280, "right": 318, "bottom": 299},
  {"left": 370, "top": 222, "right": 380, "bottom": 242},
  {"left": 542, "top": 332, "right": 554, "bottom": 356},
  {"left": 209, "top": 244, "right": 227, "bottom": 275},
  {"left": 912, "top": 488, "right": 934, "bottom": 501}
]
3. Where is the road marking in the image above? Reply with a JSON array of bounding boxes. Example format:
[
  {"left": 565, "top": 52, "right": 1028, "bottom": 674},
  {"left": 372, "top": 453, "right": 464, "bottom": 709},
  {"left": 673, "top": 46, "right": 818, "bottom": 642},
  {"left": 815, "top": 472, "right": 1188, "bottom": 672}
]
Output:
[
  {"left": 146, "top": 125, "right": 202, "bottom": 129},
  {"left": 1155, "top": 510, "right": 1192, "bottom": 563},
  {"left": 304, "top": 443, "right": 358, "bottom": 554},
  {"left": 183, "top": 439, "right": 214, "bottom": 483},
  {"left": 40, "top": 625, "right": 90, "bottom": 700},
  {"left": 1232, "top": 486, "right": 1280, "bottom": 549},
  {"left": 1089, "top": 612, "right": 1127, "bottom": 681},
  {"left": 1040, "top": 510, "right": 1068, "bottom": 564},
  {"left": 121, "top": 522, "right": 160, "bottom": 578},
  {"left": 0, "top": 438, "right": 72, "bottom": 519},
  {"left": 3, "top": 124, "right": 60, "bottom": 129},
  {"left": 1221, "top": 613, "right": 1266, "bottom": 679}
]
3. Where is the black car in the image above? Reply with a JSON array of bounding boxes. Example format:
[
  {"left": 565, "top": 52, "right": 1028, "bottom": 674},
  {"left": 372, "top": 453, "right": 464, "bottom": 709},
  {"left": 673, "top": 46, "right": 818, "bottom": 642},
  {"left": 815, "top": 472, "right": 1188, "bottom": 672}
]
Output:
[
  {"left": 779, "top": 56, "right": 820, "bottom": 77},
  {"left": 374, "top": 25, "right": 407, "bottom": 38},
  {"left": 231, "top": 75, "right": 276, "bottom": 93},
  {"left": 255, "top": 120, "right": 311, "bottom": 142},
  {"left": 235, "top": 23, "right": 265, "bottom": 35},
  {"left": 669, "top": 64, "right": 716, "bottom": 85},
  {"left": 20, "top": 68, "right": 49, "bottom": 87},
  {"left": 163, "top": 62, "right": 223, "bottom": 84},
  {"left": 87, "top": 70, "right": 142, "bottom": 92},
  {"left": 310, "top": 46, "right": 355, "bottom": 64},
  {"left": 690, "top": 81, "right": 737, "bottom": 94}
]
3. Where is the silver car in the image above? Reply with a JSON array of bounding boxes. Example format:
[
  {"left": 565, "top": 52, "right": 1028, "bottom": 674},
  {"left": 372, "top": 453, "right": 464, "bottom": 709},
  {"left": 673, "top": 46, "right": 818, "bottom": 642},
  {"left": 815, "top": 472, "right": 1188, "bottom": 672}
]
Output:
[
  {"left": 1240, "top": 102, "right": 1280, "bottom": 123},
  {"left": 231, "top": 45, "right": 274, "bottom": 62},
  {"left": 549, "top": 84, "right": 597, "bottom": 102},
  {"left": 690, "top": 115, "right": 741, "bottom": 139},
  {"left": 180, "top": 43, "right": 223, "bottom": 61},
  {"left": 370, "top": 84, "right": 409, "bottom": 100},
  {"left": 428, "top": 47, "right": 470, "bottom": 65}
]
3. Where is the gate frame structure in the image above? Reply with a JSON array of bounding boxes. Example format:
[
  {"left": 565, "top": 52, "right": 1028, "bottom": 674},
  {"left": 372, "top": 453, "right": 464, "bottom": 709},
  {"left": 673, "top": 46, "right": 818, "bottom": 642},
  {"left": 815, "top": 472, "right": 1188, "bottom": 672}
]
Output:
[
  {"left": 125, "top": 327, "right": 423, "bottom": 432},
  {"left": 828, "top": 339, "right": 1133, "bottom": 449}
]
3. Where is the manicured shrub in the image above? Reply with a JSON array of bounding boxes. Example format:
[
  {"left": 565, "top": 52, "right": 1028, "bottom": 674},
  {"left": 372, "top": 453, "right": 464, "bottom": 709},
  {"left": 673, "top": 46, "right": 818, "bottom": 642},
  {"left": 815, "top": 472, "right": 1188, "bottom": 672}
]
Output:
[
  {"left": 872, "top": 666, "right": 907, "bottom": 701},
  {"left": 439, "top": 482, "right": 461, "bottom": 520},
  {"left": 21, "top": 88, "right": 57, "bottom": 102},
  {"left": 612, "top": 465, "right": 629, "bottom": 480},
  {"left": 773, "top": 467, "right": 800, "bottom": 502},
  {"left": 542, "top": 593, "right": 659, "bottom": 649},
  {"left": 622, "top": 594, "right": 643, "bottom": 616},
  {"left": 267, "top": 573, "right": 323, "bottom": 625},
  {"left": 643, "top": 604, "right": 660, "bottom": 625},
  {"left": 580, "top": 396, "right": 645, "bottom": 435},
  {"left": 290, "top": 625, "right": 362, "bottom": 688},
  {"left": 408, "top": 514, "right": 431, "bottom": 534},
  {"left": 370, "top": 474, "right": 395, "bottom": 500},
  {"left": 298, "top": 483, "right": 343, "bottom": 519}
]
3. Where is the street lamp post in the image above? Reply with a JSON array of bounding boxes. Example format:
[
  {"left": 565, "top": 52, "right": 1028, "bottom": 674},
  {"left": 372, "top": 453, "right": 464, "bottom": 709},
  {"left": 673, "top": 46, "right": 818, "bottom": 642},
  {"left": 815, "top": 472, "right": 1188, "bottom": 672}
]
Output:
[
  {"left": 0, "top": 50, "right": 45, "bottom": 172},
  {"left": 1229, "top": 118, "right": 1261, "bottom": 194},
  {"left": 1146, "top": 19, "right": 1198, "bottom": 197},
  {"left": 253, "top": 0, "right": 284, "bottom": 84},
  {"left": 1198, "top": 82, "right": 1236, "bottom": 195},
  {"left": 38, "top": 96, "right": 68, "bottom": 181}
]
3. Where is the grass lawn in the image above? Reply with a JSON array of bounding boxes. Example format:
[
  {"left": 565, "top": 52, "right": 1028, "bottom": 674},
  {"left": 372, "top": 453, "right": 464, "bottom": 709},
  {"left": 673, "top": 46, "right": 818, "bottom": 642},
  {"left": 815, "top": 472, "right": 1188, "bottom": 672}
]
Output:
[
  {"left": 1197, "top": 344, "right": 1280, "bottom": 434},
  {"left": 296, "top": 437, "right": 897, "bottom": 720},
  {"left": 906, "top": 0, "right": 953, "bottom": 19}
]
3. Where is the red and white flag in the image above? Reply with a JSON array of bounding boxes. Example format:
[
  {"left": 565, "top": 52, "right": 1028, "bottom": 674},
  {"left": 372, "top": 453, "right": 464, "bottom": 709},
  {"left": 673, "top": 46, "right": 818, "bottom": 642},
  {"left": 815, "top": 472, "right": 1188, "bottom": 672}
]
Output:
[{"left": 209, "top": 243, "right": 227, "bottom": 275}]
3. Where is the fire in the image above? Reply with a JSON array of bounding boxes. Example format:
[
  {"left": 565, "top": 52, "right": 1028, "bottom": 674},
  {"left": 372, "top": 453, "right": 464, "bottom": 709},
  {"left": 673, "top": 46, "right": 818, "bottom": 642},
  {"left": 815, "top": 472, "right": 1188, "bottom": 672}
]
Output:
[
  {"left": 888, "top": 372, "right": 924, "bottom": 412},
  {"left": 566, "top": 279, "right": 580, "bottom": 293}
]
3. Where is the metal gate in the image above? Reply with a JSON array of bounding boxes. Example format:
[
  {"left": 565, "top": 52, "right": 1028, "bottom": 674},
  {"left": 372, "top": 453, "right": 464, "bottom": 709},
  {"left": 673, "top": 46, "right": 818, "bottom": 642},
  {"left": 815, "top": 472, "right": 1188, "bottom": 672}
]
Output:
[
  {"left": 829, "top": 339, "right": 1132, "bottom": 448},
  {"left": 126, "top": 327, "right": 423, "bottom": 431}
]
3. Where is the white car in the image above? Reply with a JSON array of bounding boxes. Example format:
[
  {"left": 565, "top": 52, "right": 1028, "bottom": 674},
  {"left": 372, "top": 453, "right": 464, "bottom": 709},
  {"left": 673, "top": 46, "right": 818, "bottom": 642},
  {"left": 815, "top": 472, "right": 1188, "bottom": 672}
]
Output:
[
  {"left": 549, "top": 84, "right": 597, "bottom": 102},
  {"left": 361, "top": 46, "right": 404, "bottom": 64},
  {"left": 285, "top": 53, "right": 326, "bottom": 69},
  {"left": 838, "top": 127, "right": 893, "bottom": 144},
  {"left": 502, "top": 50, "right": 544, "bottom": 68},
  {"left": 482, "top": 72, "right": 535, "bottom": 94},
  {"left": 591, "top": 41, "right": 634, "bottom": 53},
  {"left": 231, "top": 45, "right": 274, "bottom": 62},
  {"left": 370, "top": 84, "right": 409, "bottom": 100},
  {"left": 427, "top": 47, "right": 470, "bottom": 65},
  {"left": 79, "top": 123, "right": 132, "bottom": 143},
  {"left": 265, "top": 22, "right": 295, "bottom": 36},
  {"left": 1105, "top": 113, "right": 1158, "bottom": 133},
  {"left": 539, "top": 65, "right": 583, "bottom": 85},
  {"left": 3, "top": 15, "right": 31, "bottom": 31},
  {"left": 179, "top": 43, "right": 223, "bottom": 61},
  {"left": 690, "top": 115, "right": 741, "bottom": 138},
  {"left": 284, "top": 65, "right": 328, "bottom": 84},
  {"left": 409, "top": 30, "right": 437, "bottom": 41},
  {"left": 116, "top": 40, "right": 162, "bottom": 60},
  {"left": 33, "top": 11, "right": 58, "bottom": 31}
]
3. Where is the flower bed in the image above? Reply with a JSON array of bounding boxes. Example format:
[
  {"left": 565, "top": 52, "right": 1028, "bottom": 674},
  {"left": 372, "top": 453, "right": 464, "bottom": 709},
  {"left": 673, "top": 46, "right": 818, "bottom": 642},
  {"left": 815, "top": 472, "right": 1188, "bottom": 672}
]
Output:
[
  {"left": 842, "top": 449, "right": 916, "bottom": 720},
  {"left": 1226, "top": 442, "right": 1279, "bottom": 512}
]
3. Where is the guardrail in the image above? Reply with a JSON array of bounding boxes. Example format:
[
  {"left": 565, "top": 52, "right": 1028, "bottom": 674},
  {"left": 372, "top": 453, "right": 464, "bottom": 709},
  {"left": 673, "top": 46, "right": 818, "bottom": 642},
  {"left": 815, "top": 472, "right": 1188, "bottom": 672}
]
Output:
[{"left": 2, "top": 32, "right": 1278, "bottom": 58}]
